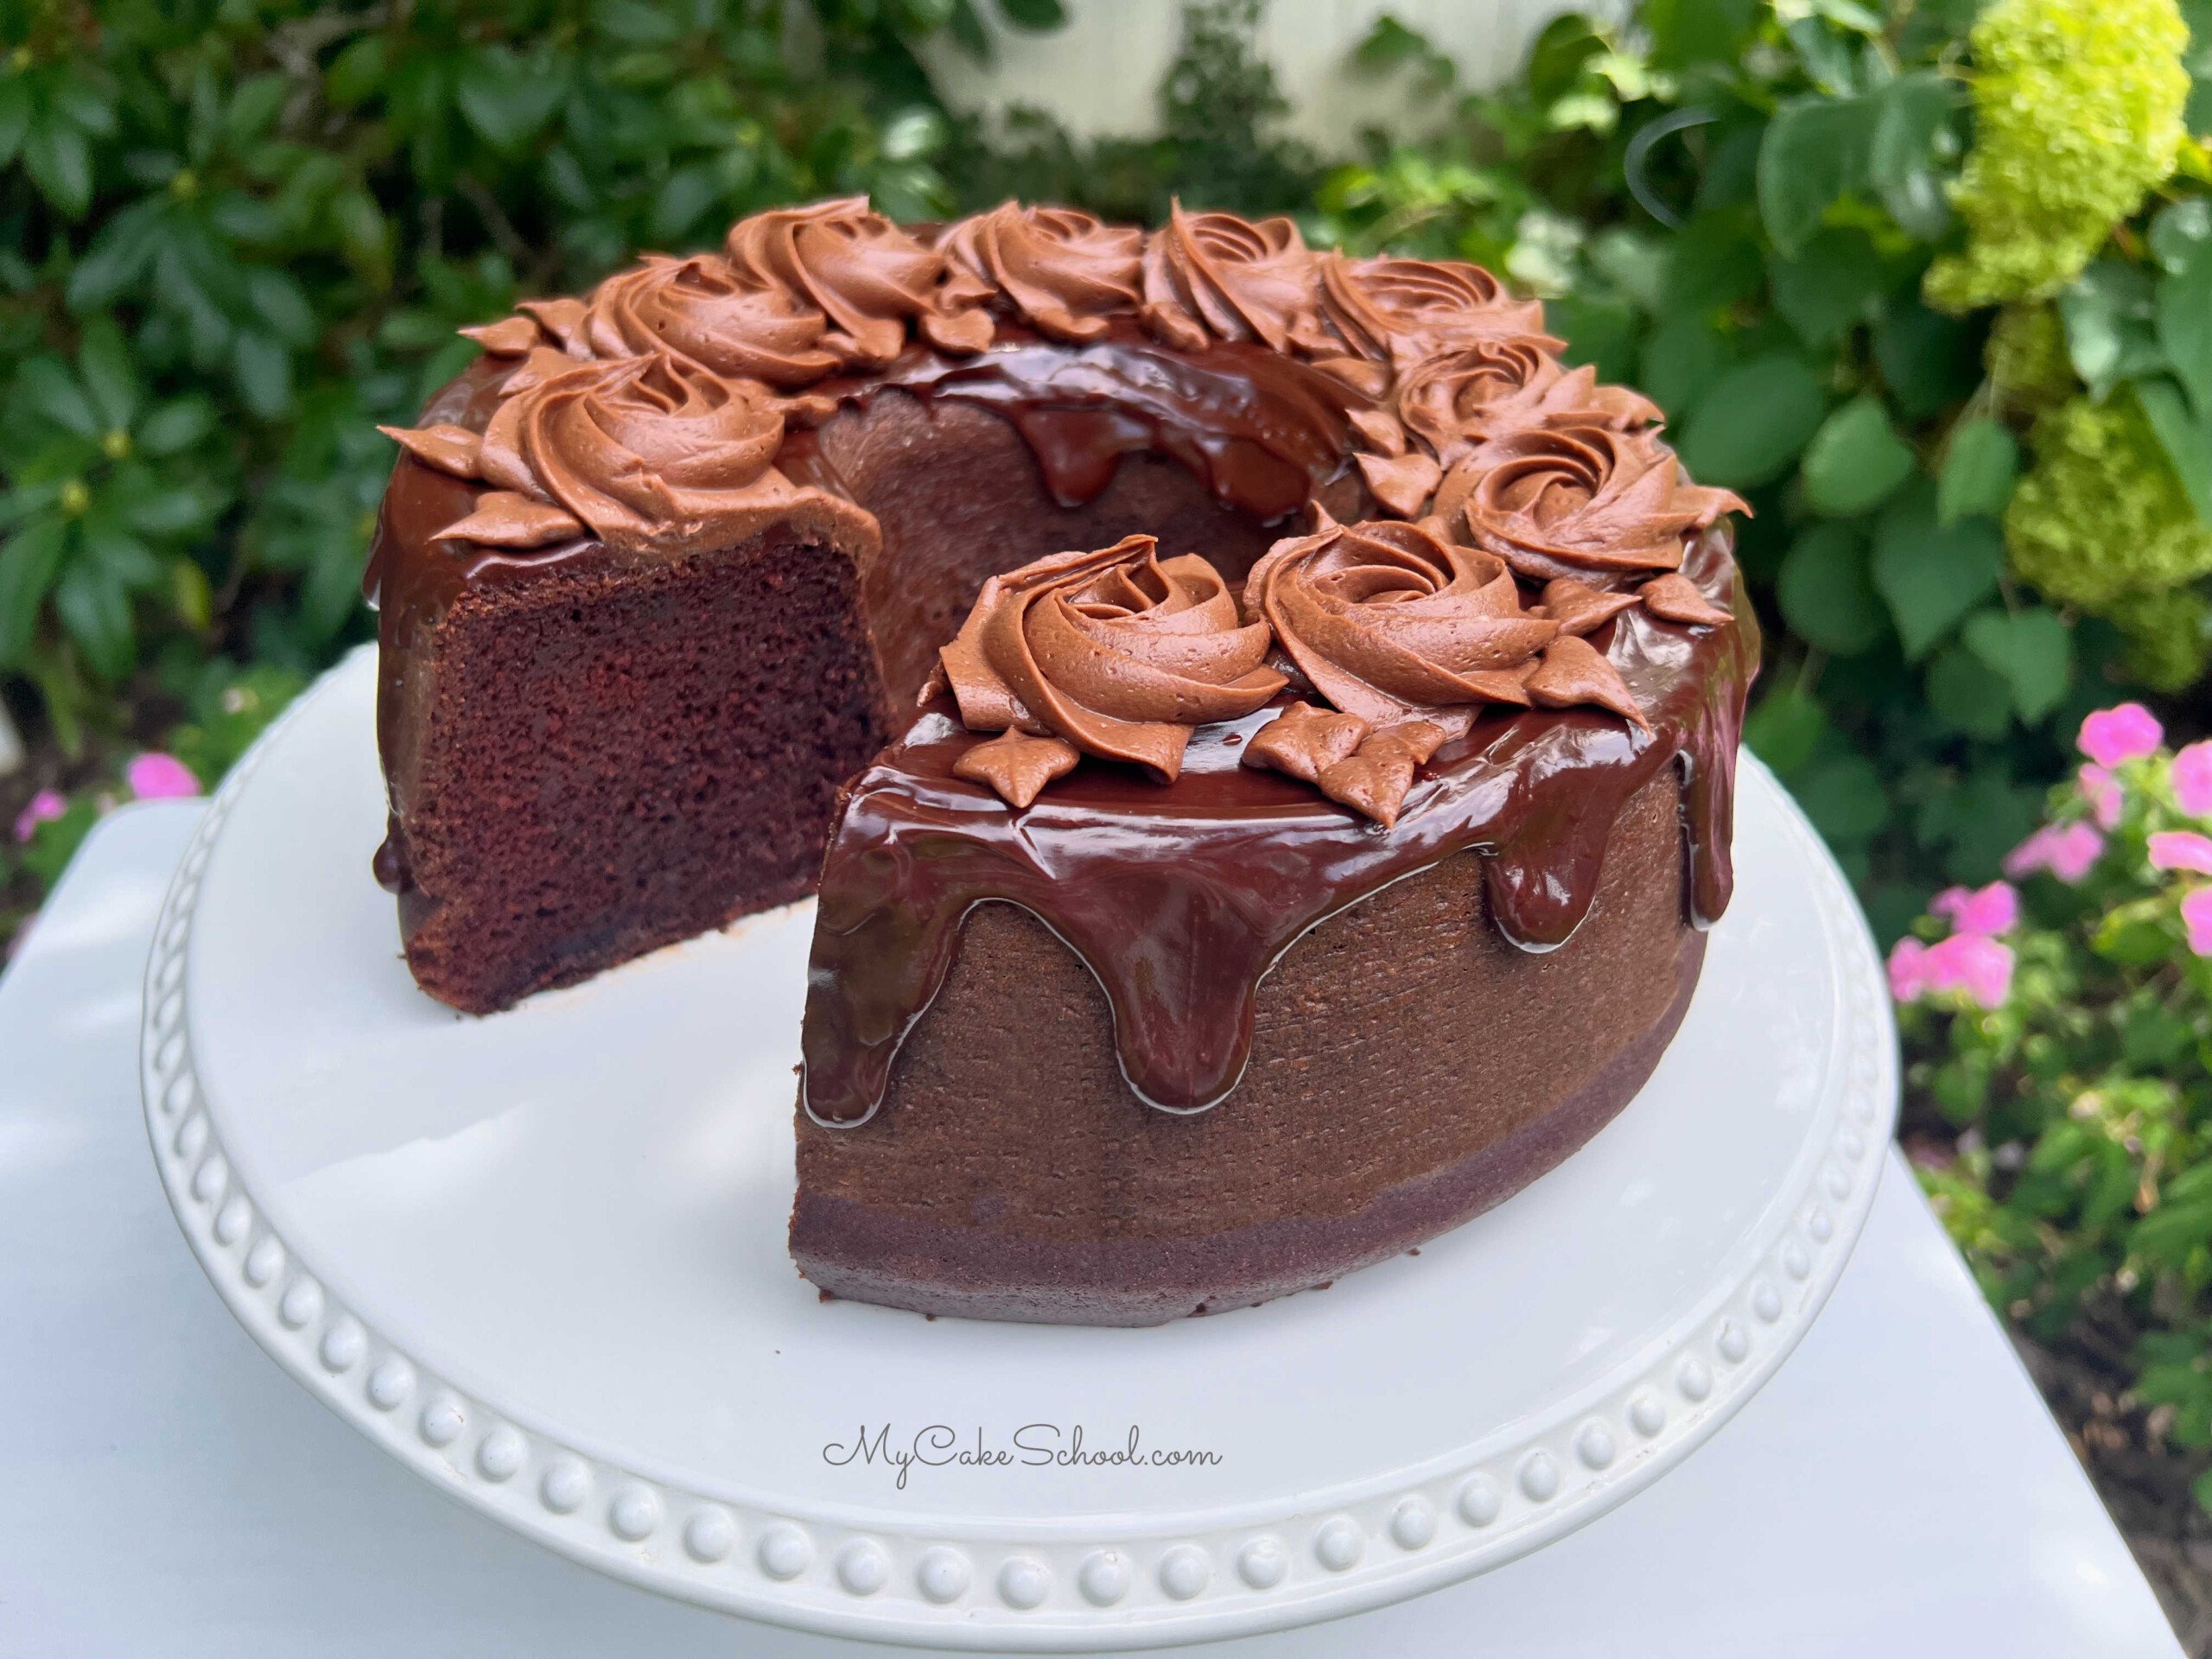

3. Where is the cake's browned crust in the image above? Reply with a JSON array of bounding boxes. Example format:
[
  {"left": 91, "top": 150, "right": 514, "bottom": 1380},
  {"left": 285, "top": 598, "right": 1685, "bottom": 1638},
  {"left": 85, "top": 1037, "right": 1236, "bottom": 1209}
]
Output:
[{"left": 791, "top": 772, "right": 1697, "bottom": 1324}]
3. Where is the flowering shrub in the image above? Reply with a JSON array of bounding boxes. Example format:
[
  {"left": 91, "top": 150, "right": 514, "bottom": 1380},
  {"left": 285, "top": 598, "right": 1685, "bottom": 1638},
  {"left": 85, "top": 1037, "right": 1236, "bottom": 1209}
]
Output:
[{"left": 1902, "top": 702, "right": 2212, "bottom": 1490}]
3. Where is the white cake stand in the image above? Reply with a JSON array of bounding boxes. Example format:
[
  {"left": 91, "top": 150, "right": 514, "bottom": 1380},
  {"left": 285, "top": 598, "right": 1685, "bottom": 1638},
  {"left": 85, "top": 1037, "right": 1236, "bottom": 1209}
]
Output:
[{"left": 141, "top": 645, "right": 1897, "bottom": 1652}]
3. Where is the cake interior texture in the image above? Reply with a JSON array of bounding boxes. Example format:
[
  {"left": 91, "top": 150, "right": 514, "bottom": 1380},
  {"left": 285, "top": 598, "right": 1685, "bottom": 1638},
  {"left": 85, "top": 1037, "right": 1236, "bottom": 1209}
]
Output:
[{"left": 368, "top": 198, "right": 1758, "bottom": 1325}]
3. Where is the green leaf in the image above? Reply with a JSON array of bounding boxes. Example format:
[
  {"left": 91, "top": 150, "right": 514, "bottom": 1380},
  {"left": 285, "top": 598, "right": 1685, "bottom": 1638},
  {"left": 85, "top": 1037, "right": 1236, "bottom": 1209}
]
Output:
[
  {"left": 456, "top": 51, "right": 567, "bottom": 152},
  {"left": 1867, "top": 69, "right": 1954, "bottom": 238},
  {"left": 1637, "top": 316, "right": 1726, "bottom": 417},
  {"left": 1870, "top": 486, "right": 2005, "bottom": 659},
  {"left": 1936, "top": 416, "right": 2020, "bottom": 525},
  {"left": 137, "top": 397, "right": 216, "bottom": 457},
  {"left": 1777, "top": 521, "right": 1885, "bottom": 653},
  {"left": 331, "top": 188, "right": 392, "bottom": 289},
  {"left": 1674, "top": 355, "right": 1828, "bottom": 489},
  {"left": 50, "top": 74, "right": 115, "bottom": 137},
  {"left": 2159, "top": 238, "right": 2212, "bottom": 420},
  {"left": 2138, "top": 377, "right": 2212, "bottom": 525},
  {"left": 245, "top": 269, "right": 315, "bottom": 347},
  {"left": 1744, "top": 685, "right": 1827, "bottom": 775},
  {"left": 1927, "top": 641, "right": 2013, "bottom": 738},
  {"left": 232, "top": 331, "right": 291, "bottom": 418},
  {"left": 1801, "top": 395, "right": 1916, "bottom": 517},
  {"left": 1757, "top": 95, "right": 1876, "bottom": 257},
  {"left": 80, "top": 523, "right": 160, "bottom": 587},
  {"left": 0, "top": 74, "right": 30, "bottom": 168},
  {"left": 997, "top": 0, "right": 1067, "bottom": 27},
  {"left": 0, "top": 518, "right": 69, "bottom": 664},
  {"left": 326, "top": 35, "right": 388, "bottom": 106},
  {"left": 65, "top": 200, "right": 162, "bottom": 312},
  {"left": 16, "top": 356, "right": 99, "bottom": 438},
  {"left": 2061, "top": 261, "right": 2161, "bottom": 399},
  {"left": 124, "top": 486, "right": 216, "bottom": 537},
  {"left": 947, "top": 0, "right": 995, "bottom": 60},
  {"left": 23, "top": 116, "right": 93, "bottom": 218},
  {"left": 2151, "top": 197, "right": 2212, "bottom": 274},
  {"left": 1790, "top": 752, "right": 1891, "bottom": 842},
  {"left": 1546, "top": 295, "right": 1637, "bottom": 385},
  {"left": 1770, "top": 228, "right": 1887, "bottom": 348},
  {"left": 75, "top": 317, "right": 140, "bottom": 431},
  {"left": 1659, "top": 210, "right": 1764, "bottom": 316},
  {"left": 225, "top": 74, "right": 289, "bottom": 147},
  {"left": 1874, "top": 299, "right": 1979, "bottom": 420},
  {"left": 1644, "top": 0, "right": 1760, "bottom": 70},
  {"left": 52, "top": 563, "right": 135, "bottom": 681},
  {"left": 648, "top": 162, "right": 721, "bottom": 243},
  {"left": 1961, "top": 607, "right": 2072, "bottom": 723}
]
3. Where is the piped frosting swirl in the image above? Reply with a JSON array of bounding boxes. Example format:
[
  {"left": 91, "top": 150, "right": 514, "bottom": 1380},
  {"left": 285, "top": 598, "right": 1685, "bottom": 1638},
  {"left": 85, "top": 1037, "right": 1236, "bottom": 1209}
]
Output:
[
  {"left": 1397, "top": 338, "right": 1658, "bottom": 465},
  {"left": 1243, "top": 517, "right": 1557, "bottom": 729},
  {"left": 1139, "top": 202, "right": 1319, "bottom": 356},
  {"left": 937, "top": 533, "right": 1286, "bottom": 790},
  {"left": 724, "top": 195, "right": 992, "bottom": 364},
  {"left": 379, "top": 349, "right": 857, "bottom": 556},
  {"left": 1317, "top": 251, "right": 1548, "bottom": 368},
  {"left": 937, "top": 203, "right": 1143, "bottom": 343},
  {"left": 1433, "top": 424, "right": 1747, "bottom": 588}
]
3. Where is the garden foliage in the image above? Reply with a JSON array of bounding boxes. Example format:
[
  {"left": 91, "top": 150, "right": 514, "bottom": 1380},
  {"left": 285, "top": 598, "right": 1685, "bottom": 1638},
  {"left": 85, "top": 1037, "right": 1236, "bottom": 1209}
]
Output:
[{"left": 1904, "top": 706, "right": 2212, "bottom": 1503}]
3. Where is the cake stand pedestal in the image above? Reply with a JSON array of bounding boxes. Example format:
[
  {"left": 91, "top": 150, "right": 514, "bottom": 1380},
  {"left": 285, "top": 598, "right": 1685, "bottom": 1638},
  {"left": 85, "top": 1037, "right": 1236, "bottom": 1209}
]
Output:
[{"left": 142, "top": 645, "right": 1896, "bottom": 1653}]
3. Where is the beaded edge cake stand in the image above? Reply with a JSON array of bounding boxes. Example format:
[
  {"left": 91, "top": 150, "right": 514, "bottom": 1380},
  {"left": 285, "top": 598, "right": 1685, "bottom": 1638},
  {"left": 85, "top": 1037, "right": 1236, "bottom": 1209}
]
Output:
[{"left": 142, "top": 648, "right": 1897, "bottom": 1652}]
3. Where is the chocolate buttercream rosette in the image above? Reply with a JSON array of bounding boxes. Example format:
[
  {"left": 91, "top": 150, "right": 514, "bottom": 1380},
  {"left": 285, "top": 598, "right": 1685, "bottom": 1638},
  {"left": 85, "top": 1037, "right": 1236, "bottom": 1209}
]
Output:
[
  {"left": 1137, "top": 200, "right": 1322, "bottom": 357},
  {"left": 476, "top": 255, "right": 846, "bottom": 390},
  {"left": 936, "top": 202, "right": 1143, "bottom": 344},
  {"left": 379, "top": 347, "right": 872, "bottom": 557},
  {"left": 725, "top": 194, "right": 992, "bottom": 363},
  {"left": 935, "top": 533, "right": 1286, "bottom": 807},
  {"left": 1314, "top": 250, "right": 1550, "bottom": 371},
  {"left": 1238, "top": 516, "right": 1649, "bottom": 826}
]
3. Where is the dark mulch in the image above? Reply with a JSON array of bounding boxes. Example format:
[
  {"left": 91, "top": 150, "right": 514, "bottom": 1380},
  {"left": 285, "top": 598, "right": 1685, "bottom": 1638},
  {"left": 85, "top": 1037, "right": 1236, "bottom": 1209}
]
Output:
[{"left": 2018, "top": 1312, "right": 2212, "bottom": 1652}]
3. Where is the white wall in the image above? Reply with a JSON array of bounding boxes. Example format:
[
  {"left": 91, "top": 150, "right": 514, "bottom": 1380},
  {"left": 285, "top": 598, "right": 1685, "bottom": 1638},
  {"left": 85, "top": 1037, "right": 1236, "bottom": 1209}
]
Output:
[{"left": 922, "top": 0, "right": 1613, "bottom": 150}]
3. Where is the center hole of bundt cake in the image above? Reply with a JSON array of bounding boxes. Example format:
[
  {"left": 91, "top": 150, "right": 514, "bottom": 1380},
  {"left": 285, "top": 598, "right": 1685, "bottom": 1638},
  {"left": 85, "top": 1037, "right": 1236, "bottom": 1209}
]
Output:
[{"left": 822, "top": 391, "right": 1283, "bottom": 707}]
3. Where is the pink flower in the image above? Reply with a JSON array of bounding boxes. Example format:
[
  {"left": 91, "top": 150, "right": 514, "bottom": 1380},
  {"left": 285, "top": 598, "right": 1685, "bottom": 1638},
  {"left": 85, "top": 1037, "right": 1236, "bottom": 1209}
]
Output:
[
  {"left": 1930, "top": 880, "right": 2019, "bottom": 937},
  {"left": 124, "top": 752, "right": 200, "bottom": 801},
  {"left": 1889, "top": 936, "right": 1931, "bottom": 1002},
  {"left": 2175, "top": 741, "right": 2212, "bottom": 818},
  {"left": 2076, "top": 764, "right": 2124, "bottom": 830},
  {"left": 11, "top": 788, "right": 65, "bottom": 844},
  {"left": 1889, "top": 931, "right": 2015, "bottom": 1007},
  {"left": 1924, "top": 933, "right": 2015, "bottom": 1008},
  {"left": 2185, "top": 889, "right": 2212, "bottom": 957},
  {"left": 2004, "top": 821, "right": 2106, "bottom": 884},
  {"left": 2151, "top": 830, "right": 2212, "bottom": 875},
  {"left": 2078, "top": 702, "right": 2164, "bottom": 768}
]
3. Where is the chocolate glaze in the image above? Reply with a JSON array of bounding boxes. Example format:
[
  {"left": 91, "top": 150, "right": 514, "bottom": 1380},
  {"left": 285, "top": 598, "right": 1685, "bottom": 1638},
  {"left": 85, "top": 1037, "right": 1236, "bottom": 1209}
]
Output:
[
  {"left": 800, "top": 526, "right": 1756, "bottom": 1125},
  {"left": 787, "top": 321, "right": 1358, "bottom": 522}
]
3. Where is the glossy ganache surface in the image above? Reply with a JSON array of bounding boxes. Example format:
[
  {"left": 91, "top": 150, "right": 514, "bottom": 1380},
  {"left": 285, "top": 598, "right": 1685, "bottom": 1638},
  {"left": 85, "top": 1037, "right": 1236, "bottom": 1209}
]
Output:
[{"left": 801, "top": 526, "right": 1756, "bottom": 1126}]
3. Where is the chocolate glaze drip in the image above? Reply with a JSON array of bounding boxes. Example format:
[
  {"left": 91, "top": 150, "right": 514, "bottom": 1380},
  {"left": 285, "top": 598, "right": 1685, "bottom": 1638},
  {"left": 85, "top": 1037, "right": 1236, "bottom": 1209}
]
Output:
[{"left": 800, "top": 528, "right": 1756, "bottom": 1126}]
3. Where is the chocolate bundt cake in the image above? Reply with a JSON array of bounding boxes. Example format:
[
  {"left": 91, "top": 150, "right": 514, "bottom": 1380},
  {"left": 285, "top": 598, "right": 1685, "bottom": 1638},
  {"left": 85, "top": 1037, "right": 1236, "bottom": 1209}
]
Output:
[{"left": 367, "top": 197, "right": 1758, "bottom": 1325}]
